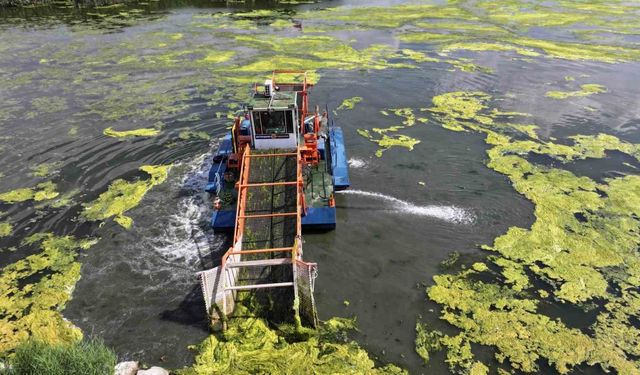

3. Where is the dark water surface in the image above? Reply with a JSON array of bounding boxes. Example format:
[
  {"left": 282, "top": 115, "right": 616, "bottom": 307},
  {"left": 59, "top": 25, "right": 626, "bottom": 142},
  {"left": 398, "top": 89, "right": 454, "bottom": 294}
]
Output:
[{"left": 1, "top": 0, "right": 639, "bottom": 373}]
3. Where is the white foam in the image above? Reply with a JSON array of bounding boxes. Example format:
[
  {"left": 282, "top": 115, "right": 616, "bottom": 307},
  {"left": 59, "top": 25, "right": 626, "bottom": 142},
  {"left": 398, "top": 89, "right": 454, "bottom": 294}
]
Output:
[
  {"left": 348, "top": 157, "right": 367, "bottom": 169},
  {"left": 337, "top": 189, "right": 474, "bottom": 224},
  {"left": 147, "top": 153, "right": 222, "bottom": 265}
]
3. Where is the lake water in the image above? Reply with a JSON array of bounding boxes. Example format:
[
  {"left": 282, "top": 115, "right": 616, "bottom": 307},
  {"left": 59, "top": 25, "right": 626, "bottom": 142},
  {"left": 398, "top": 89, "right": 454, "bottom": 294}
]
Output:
[{"left": 1, "top": 0, "right": 639, "bottom": 373}]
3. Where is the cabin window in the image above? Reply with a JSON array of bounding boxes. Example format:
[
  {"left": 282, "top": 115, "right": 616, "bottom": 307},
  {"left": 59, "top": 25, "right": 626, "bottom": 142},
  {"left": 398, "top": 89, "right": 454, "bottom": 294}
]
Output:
[{"left": 254, "top": 110, "right": 294, "bottom": 135}]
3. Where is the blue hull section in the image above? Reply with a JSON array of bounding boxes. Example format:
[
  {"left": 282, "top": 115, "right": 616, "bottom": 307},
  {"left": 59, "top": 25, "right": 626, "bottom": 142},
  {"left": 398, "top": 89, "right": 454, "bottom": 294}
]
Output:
[
  {"left": 329, "top": 127, "right": 350, "bottom": 190},
  {"left": 212, "top": 207, "right": 336, "bottom": 232},
  {"left": 301, "top": 207, "right": 336, "bottom": 230},
  {"left": 205, "top": 134, "right": 233, "bottom": 193},
  {"left": 208, "top": 127, "right": 347, "bottom": 232},
  {"left": 211, "top": 210, "right": 236, "bottom": 232}
]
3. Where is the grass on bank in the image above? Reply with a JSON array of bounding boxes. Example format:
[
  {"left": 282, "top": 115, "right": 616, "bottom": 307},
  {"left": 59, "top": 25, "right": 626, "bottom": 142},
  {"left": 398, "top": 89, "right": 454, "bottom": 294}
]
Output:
[{"left": 1, "top": 339, "right": 116, "bottom": 375}]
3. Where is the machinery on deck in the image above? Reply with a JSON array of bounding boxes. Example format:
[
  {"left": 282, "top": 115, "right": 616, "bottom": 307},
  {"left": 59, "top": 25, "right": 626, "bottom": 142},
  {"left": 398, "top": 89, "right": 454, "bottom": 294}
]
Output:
[{"left": 198, "top": 71, "right": 350, "bottom": 328}]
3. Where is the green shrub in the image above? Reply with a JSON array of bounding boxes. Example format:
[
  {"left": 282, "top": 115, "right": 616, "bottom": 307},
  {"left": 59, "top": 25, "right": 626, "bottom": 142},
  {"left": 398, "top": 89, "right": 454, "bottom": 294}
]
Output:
[{"left": 4, "top": 339, "right": 116, "bottom": 375}]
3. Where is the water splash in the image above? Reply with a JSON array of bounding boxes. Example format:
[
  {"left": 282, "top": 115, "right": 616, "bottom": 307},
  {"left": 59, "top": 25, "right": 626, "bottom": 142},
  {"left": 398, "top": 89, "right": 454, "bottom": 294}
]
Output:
[
  {"left": 348, "top": 157, "right": 367, "bottom": 169},
  {"left": 145, "top": 153, "right": 222, "bottom": 265},
  {"left": 337, "top": 190, "right": 474, "bottom": 224}
]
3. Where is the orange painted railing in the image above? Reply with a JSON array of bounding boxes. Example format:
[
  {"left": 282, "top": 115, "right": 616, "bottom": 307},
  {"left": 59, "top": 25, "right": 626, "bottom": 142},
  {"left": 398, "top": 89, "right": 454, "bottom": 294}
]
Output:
[{"left": 221, "top": 145, "right": 306, "bottom": 269}]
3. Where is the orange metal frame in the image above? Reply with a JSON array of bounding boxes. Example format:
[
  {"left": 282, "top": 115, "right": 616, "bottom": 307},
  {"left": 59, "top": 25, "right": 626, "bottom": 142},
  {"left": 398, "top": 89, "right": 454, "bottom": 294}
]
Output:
[
  {"left": 220, "top": 70, "right": 316, "bottom": 269},
  {"left": 220, "top": 144, "right": 306, "bottom": 269}
]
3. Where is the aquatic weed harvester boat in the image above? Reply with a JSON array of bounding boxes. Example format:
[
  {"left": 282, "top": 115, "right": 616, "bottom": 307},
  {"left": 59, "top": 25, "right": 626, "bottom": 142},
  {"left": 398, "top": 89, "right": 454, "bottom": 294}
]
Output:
[{"left": 198, "top": 71, "right": 350, "bottom": 329}]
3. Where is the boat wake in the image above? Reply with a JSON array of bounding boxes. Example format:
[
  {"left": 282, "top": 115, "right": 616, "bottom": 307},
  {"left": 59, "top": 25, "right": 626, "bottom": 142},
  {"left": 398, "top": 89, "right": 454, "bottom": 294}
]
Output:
[
  {"left": 337, "top": 190, "right": 474, "bottom": 224},
  {"left": 348, "top": 157, "right": 367, "bottom": 169},
  {"left": 145, "top": 153, "right": 222, "bottom": 266}
]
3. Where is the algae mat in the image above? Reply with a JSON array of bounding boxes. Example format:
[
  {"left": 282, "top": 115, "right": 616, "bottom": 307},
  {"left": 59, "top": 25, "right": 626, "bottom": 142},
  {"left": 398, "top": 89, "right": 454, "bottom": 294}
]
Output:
[{"left": 1, "top": 0, "right": 640, "bottom": 373}]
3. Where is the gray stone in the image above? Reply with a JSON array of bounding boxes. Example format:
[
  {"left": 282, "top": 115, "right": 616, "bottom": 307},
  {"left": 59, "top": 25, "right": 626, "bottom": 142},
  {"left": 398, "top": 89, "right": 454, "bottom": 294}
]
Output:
[
  {"left": 114, "top": 361, "right": 139, "bottom": 375},
  {"left": 137, "top": 366, "right": 170, "bottom": 375}
]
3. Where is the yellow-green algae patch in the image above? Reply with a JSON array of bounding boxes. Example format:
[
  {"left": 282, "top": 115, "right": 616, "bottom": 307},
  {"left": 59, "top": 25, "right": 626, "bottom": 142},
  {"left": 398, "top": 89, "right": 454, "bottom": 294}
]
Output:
[
  {"left": 497, "top": 37, "right": 640, "bottom": 63},
  {"left": 0, "top": 222, "right": 12, "bottom": 237},
  {"left": 178, "top": 130, "right": 211, "bottom": 141},
  {"left": 336, "top": 96, "right": 363, "bottom": 111},
  {"left": 201, "top": 50, "right": 236, "bottom": 64},
  {"left": 357, "top": 108, "right": 422, "bottom": 157},
  {"left": 357, "top": 130, "right": 421, "bottom": 157},
  {"left": 226, "top": 33, "right": 415, "bottom": 75},
  {"left": 0, "top": 181, "right": 59, "bottom": 204},
  {"left": 441, "top": 42, "right": 540, "bottom": 57},
  {"left": 545, "top": 84, "right": 607, "bottom": 99},
  {"left": 419, "top": 91, "right": 640, "bottom": 374},
  {"left": 25, "top": 97, "right": 67, "bottom": 119},
  {"left": 290, "top": 2, "right": 640, "bottom": 64},
  {"left": 399, "top": 32, "right": 468, "bottom": 44},
  {"left": 0, "top": 233, "right": 98, "bottom": 355},
  {"left": 81, "top": 165, "right": 170, "bottom": 229},
  {"left": 30, "top": 162, "right": 63, "bottom": 178},
  {"left": 300, "top": 5, "right": 473, "bottom": 29},
  {"left": 103, "top": 126, "right": 161, "bottom": 138},
  {"left": 413, "top": 21, "right": 508, "bottom": 35},
  {"left": 177, "top": 303, "right": 406, "bottom": 375},
  {"left": 269, "top": 19, "right": 293, "bottom": 29}
]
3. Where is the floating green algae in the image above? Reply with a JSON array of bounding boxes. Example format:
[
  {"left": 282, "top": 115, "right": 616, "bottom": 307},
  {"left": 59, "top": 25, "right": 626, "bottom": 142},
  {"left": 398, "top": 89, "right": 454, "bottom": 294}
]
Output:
[
  {"left": 358, "top": 130, "right": 421, "bottom": 158},
  {"left": 300, "top": 4, "right": 473, "bottom": 29},
  {"left": 439, "top": 250, "right": 460, "bottom": 269},
  {"left": 103, "top": 126, "right": 161, "bottom": 138},
  {"left": 81, "top": 165, "right": 170, "bottom": 229},
  {"left": 29, "top": 162, "right": 63, "bottom": 178},
  {"left": 0, "top": 181, "right": 59, "bottom": 204},
  {"left": 428, "top": 269, "right": 598, "bottom": 374},
  {"left": 201, "top": 50, "right": 236, "bottom": 64},
  {"left": 336, "top": 96, "right": 362, "bottom": 111},
  {"left": 0, "top": 233, "right": 98, "bottom": 355},
  {"left": 413, "top": 21, "right": 508, "bottom": 35},
  {"left": 229, "top": 34, "right": 413, "bottom": 73},
  {"left": 25, "top": 97, "right": 67, "bottom": 119},
  {"left": 357, "top": 108, "right": 425, "bottom": 157},
  {"left": 4, "top": 2, "right": 640, "bottom": 372},
  {"left": 177, "top": 303, "right": 406, "bottom": 375},
  {"left": 545, "top": 83, "right": 607, "bottom": 99},
  {"left": 399, "top": 32, "right": 468, "bottom": 44},
  {"left": 497, "top": 37, "right": 640, "bottom": 63},
  {"left": 269, "top": 19, "right": 292, "bottom": 29},
  {"left": 415, "top": 322, "right": 442, "bottom": 363},
  {"left": 419, "top": 91, "right": 640, "bottom": 374},
  {"left": 441, "top": 42, "right": 540, "bottom": 57},
  {"left": 5, "top": 0, "right": 639, "bottom": 157},
  {"left": 398, "top": 47, "right": 490, "bottom": 72},
  {"left": 0, "top": 222, "right": 12, "bottom": 237},
  {"left": 426, "top": 91, "right": 495, "bottom": 132},
  {"left": 36, "top": 189, "right": 80, "bottom": 210},
  {"left": 178, "top": 130, "right": 211, "bottom": 141}
]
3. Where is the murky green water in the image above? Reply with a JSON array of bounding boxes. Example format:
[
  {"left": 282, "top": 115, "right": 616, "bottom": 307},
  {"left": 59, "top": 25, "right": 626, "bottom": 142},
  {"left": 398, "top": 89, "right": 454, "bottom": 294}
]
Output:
[{"left": 1, "top": 0, "right": 640, "bottom": 373}]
